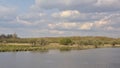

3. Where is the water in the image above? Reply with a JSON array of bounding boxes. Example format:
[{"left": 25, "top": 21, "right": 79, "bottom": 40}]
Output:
[{"left": 0, "top": 48, "right": 120, "bottom": 68}]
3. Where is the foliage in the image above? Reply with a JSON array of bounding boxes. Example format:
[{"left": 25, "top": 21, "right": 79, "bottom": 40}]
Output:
[
  {"left": 0, "top": 34, "right": 120, "bottom": 46},
  {"left": 0, "top": 33, "right": 18, "bottom": 39},
  {"left": 36, "top": 39, "right": 49, "bottom": 46},
  {"left": 31, "top": 39, "right": 49, "bottom": 46},
  {"left": 0, "top": 45, "right": 49, "bottom": 52},
  {"left": 59, "top": 38, "right": 73, "bottom": 45}
]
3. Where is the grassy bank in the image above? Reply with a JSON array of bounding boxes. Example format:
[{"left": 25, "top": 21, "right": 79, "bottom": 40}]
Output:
[
  {"left": 0, "top": 36, "right": 120, "bottom": 52},
  {"left": 0, "top": 43, "right": 119, "bottom": 52},
  {"left": 0, "top": 45, "right": 48, "bottom": 52}
]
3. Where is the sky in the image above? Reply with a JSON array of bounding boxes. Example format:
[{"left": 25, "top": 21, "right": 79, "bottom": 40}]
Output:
[{"left": 0, "top": 0, "right": 120, "bottom": 38}]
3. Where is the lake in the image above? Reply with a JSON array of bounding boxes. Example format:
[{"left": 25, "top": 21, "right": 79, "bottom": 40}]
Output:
[{"left": 0, "top": 48, "right": 120, "bottom": 68}]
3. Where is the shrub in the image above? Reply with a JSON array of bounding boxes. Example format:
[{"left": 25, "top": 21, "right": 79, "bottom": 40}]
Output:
[
  {"left": 37, "top": 39, "right": 49, "bottom": 46},
  {"left": 111, "top": 40, "right": 118, "bottom": 47},
  {"left": 31, "top": 39, "right": 49, "bottom": 46},
  {"left": 60, "top": 38, "right": 73, "bottom": 45}
]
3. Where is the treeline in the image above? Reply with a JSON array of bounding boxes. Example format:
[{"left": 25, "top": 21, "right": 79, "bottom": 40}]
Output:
[{"left": 0, "top": 33, "right": 18, "bottom": 39}]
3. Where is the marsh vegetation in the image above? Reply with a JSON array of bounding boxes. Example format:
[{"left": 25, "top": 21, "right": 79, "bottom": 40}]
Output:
[{"left": 0, "top": 35, "right": 120, "bottom": 52}]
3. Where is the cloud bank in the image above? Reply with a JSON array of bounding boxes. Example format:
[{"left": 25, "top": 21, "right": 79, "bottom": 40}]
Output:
[{"left": 0, "top": 0, "right": 120, "bottom": 37}]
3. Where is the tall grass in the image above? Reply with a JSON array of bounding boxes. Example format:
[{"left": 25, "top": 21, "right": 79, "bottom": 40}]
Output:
[
  {"left": 0, "top": 36, "right": 120, "bottom": 52},
  {"left": 0, "top": 45, "right": 48, "bottom": 52}
]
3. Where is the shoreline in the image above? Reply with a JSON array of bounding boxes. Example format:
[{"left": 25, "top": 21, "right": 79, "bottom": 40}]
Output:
[{"left": 0, "top": 44, "right": 119, "bottom": 52}]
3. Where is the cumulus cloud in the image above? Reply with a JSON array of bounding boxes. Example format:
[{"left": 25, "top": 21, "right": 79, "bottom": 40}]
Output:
[
  {"left": 52, "top": 10, "right": 80, "bottom": 18},
  {"left": 31, "top": 0, "right": 120, "bottom": 12},
  {"left": 80, "top": 23, "right": 93, "bottom": 30},
  {"left": 48, "top": 12, "right": 120, "bottom": 31},
  {"left": 94, "top": 19, "right": 110, "bottom": 27},
  {"left": 48, "top": 22, "right": 78, "bottom": 29},
  {"left": 1, "top": 0, "right": 120, "bottom": 37}
]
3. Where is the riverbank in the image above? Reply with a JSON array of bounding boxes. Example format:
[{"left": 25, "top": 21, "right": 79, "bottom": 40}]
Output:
[
  {"left": 0, "top": 36, "right": 120, "bottom": 52},
  {"left": 0, "top": 43, "right": 119, "bottom": 52}
]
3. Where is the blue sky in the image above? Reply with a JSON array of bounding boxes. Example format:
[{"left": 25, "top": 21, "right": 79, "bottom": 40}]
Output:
[
  {"left": 0, "top": 0, "right": 34, "bottom": 13},
  {"left": 0, "top": 0, "right": 120, "bottom": 38}
]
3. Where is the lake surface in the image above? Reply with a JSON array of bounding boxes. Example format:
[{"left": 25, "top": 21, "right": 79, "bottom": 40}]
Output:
[{"left": 0, "top": 48, "right": 120, "bottom": 68}]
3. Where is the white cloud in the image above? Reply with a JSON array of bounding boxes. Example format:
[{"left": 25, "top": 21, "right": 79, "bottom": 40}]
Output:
[
  {"left": 48, "top": 13, "right": 116, "bottom": 31},
  {"left": 95, "top": 0, "right": 120, "bottom": 7},
  {"left": 49, "top": 30, "right": 64, "bottom": 34},
  {"left": 52, "top": 10, "right": 80, "bottom": 18},
  {"left": 16, "top": 16, "right": 32, "bottom": 25},
  {"left": 39, "top": 13, "right": 46, "bottom": 17},
  {"left": 32, "top": 29, "right": 64, "bottom": 35},
  {"left": 79, "top": 17, "right": 110, "bottom": 30},
  {"left": 60, "top": 23, "right": 78, "bottom": 29},
  {"left": 15, "top": 12, "right": 48, "bottom": 26},
  {"left": 0, "top": 0, "right": 120, "bottom": 38},
  {"left": 80, "top": 23, "right": 93, "bottom": 30},
  {"left": 94, "top": 19, "right": 110, "bottom": 27},
  {"left": 32, "top": 0, "right": 95, "bottom": 12},
  {"left": 32, "top": 0, "right": 120, "bottom": 13},
  {"left": 48, "top": 22, "right": 78, "bottom": 29}
]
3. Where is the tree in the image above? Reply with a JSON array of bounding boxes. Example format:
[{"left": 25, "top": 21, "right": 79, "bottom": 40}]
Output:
[
  {"left": 0, "top": 33, "right": 18, "bottom": 39},
  {"left": 6, "top": 34, "right": 13, "bottom": 38},
  {"left": 60, "top": 38, "right": 73, "bottom": 45},
  {"left": 0, "top": 34, "right": 6, "bottom": 38}
]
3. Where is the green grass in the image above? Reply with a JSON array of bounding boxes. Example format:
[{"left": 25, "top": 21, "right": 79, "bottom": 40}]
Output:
[
  {"left": 0, "top": 45, "right": 48, "bottom": 52},
  {"left": 0, "top": 36, "right": 120, "bottom": 52},
  {"left": 0, "top": 44, "right": 119, "bottom": 52}
]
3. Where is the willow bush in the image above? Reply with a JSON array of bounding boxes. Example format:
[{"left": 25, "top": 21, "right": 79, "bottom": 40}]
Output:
[
  {"left": 59, "top": 38, "right": 73, "bottom": 45},
  {"left": 31, "top": 39, "right": 49, "bottom": 46}
]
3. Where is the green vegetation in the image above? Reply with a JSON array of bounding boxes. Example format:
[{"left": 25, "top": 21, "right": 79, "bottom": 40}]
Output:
[
  {"left": 0, "top": 35, "right": 120, "bottom": 52},
  {"left": 31, "top": 39, "right": 49, "bottom": 46},
  {"left": 59, "top": 38, "right": 73, "bottom": 45},
  {"left": 0, "top": 33, "right": 18, "bottom": 39},
  {"left": 0, "top": 45, "right": 48, "bottom": 52}
]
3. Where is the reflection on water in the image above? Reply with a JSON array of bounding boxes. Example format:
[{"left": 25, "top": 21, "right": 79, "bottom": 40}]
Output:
[{"left": 0, "top": 48, "right": 120, "bottom": 68}]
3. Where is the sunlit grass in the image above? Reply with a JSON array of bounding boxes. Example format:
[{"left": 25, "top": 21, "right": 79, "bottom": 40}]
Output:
[
  {"left": 0, "top": 36, "right": 120, "bottom": 52},
  {"left": 0, "top": 45, "right": 48, "bottom": 52}
]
